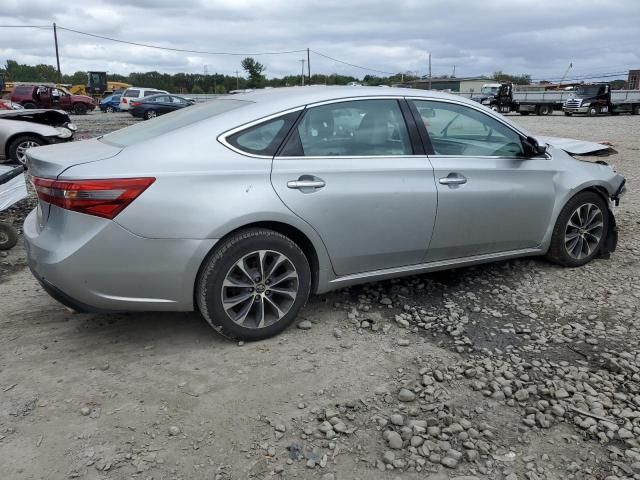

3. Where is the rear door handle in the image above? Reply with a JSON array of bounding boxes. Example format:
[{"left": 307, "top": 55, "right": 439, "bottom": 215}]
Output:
[
  {"left": 287, "top": 179, "right": 326, "bottom": 189},
  {"left": 439, "top": 174, "right": 467, "bottom": 185}
]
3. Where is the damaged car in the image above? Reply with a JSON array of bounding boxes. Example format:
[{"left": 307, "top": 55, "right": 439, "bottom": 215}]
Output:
[
  {"left": 23, "top": 87, "right": 626, "bottom": 341},
  {"left": 0, "top": 109, "right": 76, "bottom": 165}
]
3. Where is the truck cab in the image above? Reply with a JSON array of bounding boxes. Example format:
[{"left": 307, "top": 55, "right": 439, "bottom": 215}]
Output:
[{"left": 563, "top": 84, "right": 610, "bottom": 116}]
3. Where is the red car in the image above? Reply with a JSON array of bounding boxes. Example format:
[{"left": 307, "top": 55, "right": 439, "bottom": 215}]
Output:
[
  {"left": 11, "top": 85, "right": 95, "bottom": 114},
  {"left": 0, "top": 99, "right": 22, "bottom": 110}
]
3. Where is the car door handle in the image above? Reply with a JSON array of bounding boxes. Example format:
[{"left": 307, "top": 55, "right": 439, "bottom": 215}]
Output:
[
  {"left": 439, "top": 174, "right": 467, "bottom": 185},
  {"left": 287, "top": 179, "right": 326, "bottom": 189}
]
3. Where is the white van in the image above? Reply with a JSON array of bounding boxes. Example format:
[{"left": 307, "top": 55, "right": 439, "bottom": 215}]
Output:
[{"left": 119, "top": 87, "right": 169, "bottom": 111}]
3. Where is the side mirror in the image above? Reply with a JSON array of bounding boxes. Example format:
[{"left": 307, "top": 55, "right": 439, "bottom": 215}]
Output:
[{"left": 522, "top": 136, "right": 547, "bottom": 157}]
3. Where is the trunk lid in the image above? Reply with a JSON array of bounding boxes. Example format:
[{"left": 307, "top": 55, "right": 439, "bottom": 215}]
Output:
[{"left": 26, "top": 138, "right": 123, "bottom": 179}]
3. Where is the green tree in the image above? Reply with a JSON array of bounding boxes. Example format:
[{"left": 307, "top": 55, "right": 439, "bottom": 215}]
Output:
[
  {"left": 492, "top": 71, "right": 532, "bottom": 85},
  {"left": 191, "top": 84, "right": 204, "bottom": 94},
  {"left": 241, "top": 57, "right": 265, "bottom": 88}
]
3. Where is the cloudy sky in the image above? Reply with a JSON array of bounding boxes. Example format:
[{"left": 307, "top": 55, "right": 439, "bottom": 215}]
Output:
[{"left": 1, "top": 0, "right": 639, "bottom": 82}]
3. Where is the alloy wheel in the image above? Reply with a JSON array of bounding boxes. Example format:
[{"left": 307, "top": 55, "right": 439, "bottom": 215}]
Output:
[
  {"left": 221, "top": 250, "right": 299, "bottom": 329},
  {"left": 564, "top": 203, "right": 604, "bottom": 260},
  {"left": 16, "top": 140, "right": 40, "bottom": 164}
]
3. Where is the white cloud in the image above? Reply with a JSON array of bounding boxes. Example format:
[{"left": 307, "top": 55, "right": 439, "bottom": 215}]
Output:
[{"left": 1, "top": 0, "right": 639, "bottom": 80}]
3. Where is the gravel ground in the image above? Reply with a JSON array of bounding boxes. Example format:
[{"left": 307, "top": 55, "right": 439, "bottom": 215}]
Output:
[{"left": 0, "top": 110, "right": 638, "bottom": 480}]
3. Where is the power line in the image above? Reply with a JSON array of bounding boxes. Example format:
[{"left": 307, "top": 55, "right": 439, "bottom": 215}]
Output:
[
  {"left": 56, "top": 26, "right": 307, "bottom": 56},
  {"left": 310, "top": 50, "right": 397, "bottom": 75},
  {"left": 0, "top": 25, "right": 51, "bottom": 29}
]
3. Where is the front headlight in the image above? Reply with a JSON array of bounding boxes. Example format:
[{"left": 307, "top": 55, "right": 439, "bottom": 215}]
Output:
[
  {"left": 66, "top": 123, "right": 77, "bottom": 131},
  {"left": 481, "top": 99, "right": 490, "bottom": 104},
  {"left": 55, "top": 127, "right": 73, "bottom": 138},
  {"left": 581, "top": 102, "right": 590, "bottom": 107}
]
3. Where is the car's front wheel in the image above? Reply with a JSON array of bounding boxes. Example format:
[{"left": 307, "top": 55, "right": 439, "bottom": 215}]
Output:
[
  {"left": 144, "top": 109, "right": 157, "bottom": 120},
  {"left": 196, "top": 228, "right": 311, "bottom": 341},
  {"left": 105, "top": 106, "right": 115, "bottom": 113},
  {"left": 8, "top": 134, "right": 45, "bottom": 165},
  {"left": 547, "top": 191, "right": 608, "bottom": 267}
]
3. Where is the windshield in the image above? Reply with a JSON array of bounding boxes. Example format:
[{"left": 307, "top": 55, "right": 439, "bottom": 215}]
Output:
[
  {"left": 100, "top": 98, "right": 250, "bottom": 147},
  {"left": 481, "top": 86, "right": 499, "bottom": 95},
  {"left": 575, "top": 86, "right": 602, "bottom": 97}
]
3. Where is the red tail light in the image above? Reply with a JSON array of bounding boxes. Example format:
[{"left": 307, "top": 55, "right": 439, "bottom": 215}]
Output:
[
  {"left": 131, "top": 101, "right": 141, "bottom": 107},
  {"left": 32, "top": 177, "right": 155, "bottom": 219}
]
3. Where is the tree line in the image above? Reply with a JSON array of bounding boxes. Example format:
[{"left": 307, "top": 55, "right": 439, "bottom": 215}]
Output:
[{"left": 5, "top": 58, "right": 621, "bottom": 93}]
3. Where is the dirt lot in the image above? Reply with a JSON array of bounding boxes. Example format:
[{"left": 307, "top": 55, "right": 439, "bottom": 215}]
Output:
[{"left": 0, "top": 110, "right": 639, "bottom": 480}]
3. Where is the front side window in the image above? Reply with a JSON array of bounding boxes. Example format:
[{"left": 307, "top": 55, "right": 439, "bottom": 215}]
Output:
[
  {"left": 412, "top": 100, "right": 524, "bottom": 157},
  {"left": 281, "top": 99, "right": 412, "bottom": 157},
  {"left": 123, "top": 89, "right": 139, "bottom": 98}
]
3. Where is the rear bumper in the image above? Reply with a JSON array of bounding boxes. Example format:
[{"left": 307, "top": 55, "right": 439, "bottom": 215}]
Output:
[{"left": 24, "top": 208, "right": 217, "bottom": 312}]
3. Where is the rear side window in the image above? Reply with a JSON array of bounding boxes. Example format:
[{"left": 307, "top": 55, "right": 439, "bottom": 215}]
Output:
[
  {"left": 280, "top": 99, "right": 412, "bottom": 157},
  {"left": 144, "top": 91, "right": 163, "bottom": 97},
  {"left": 101, "top": 99, "right": 250, "bottom": 147},
  {"left": 15, "top": 86, "right": 32, "bottom": 95},
  {"left": 123, "top": 90, "right": 139, "bottom": 98},
  {"left": 226, "top": 111, "right": 301, "bottom": 157}
]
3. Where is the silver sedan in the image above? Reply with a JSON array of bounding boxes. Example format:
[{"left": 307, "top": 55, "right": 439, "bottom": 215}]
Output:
[{"left": 23, "top": 87, "right": 626, "bottom": 340}]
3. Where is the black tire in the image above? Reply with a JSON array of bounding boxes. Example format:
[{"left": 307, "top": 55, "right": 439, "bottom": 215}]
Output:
[
  {"left": 0, "top": 223, "right": 18, "bottom": 251},
  {"left": 144, "top": 109, "right": 157, "bottom": 120},
  {"left": 105, "top": 106, "right": 115, "bottom": 113},
  {"left": 519, "top": 112, "right": 530, "bottom": 116},
  {"left": 633, "top": 105, "right": 640, "bottom": 115},
  {"left": 587, "top": 106, "right": 599, "bottom": 117},
  {"left": 8, "top": 134, "right": 45, "bottom": 165},
  {"left": 196, "top": 228, "right": 312, "bottom": 341},
  {"left": 547, "top": 191, "right": 608, "bottom": 267},
  {"left": 564, "top": 112, "right": 572, "bottom": 116},
  {"left": 73, "top": 103, "right": 88, "bottom": 115},
  {"left": 23, "top": 102, "right": 37, "bottom": 109}
]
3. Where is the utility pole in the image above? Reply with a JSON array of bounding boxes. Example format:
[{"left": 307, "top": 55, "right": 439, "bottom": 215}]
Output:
[
  {"left": 428, "top": 52, "right": 432, "bottom": 90},
  {"left": 300, "top": 59, "right": 305, "bottom": 86},
  {"left": 307, "top": 48, "right": 311, "bottom": 85},
  {"left": 234, "top": 70, "right": 240, "bottom": 90},
  {"left": 53, "top": 22, "right": 62, "bottom": 83},
  {"left": 453, "top": 64, "right": 456, "bottom": 78}
]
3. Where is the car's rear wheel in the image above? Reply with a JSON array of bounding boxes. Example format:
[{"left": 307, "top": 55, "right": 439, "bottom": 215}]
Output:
[
  {"left": 105, "top": 106, "right": 115, "bottom": 113},
  {"left": 0, "top": 223, "right": 19, "bottom": 250},
  {"left": 73, "top": 103, "right": 88, "bottom": 115},
  {"left": 196, "top": 228, "right": 311, "bottom": 341},
  {"left": 8, "top": 134, "right": 44, "bottom": 165},
  {"left": 23, "top": 102, "right": 37, "bottom": 109},
  {"left": 144, "top": 109, "right": 157, "bottom": 120},
  {"left": 547, "top": 191, "right": 608, "bottom": 267}
]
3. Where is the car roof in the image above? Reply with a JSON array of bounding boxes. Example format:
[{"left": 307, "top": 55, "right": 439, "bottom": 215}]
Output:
[{"left": 224, "top": 85, "right": 482, "bottom": 111}]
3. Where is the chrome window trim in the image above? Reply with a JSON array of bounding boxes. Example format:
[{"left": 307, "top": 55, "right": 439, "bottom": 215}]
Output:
[
  {"left": 217, "top": 106, "right": 305, "bottom": 159},
  {"left": 275, "top": 155, "right": 427, "bottom": 160},
  {"left": 218, "top": 94, "right": 531, "bottom": 160}
]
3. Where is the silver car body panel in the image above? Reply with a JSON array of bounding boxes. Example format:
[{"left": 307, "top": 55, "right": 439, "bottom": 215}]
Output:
[
  {"left": 537, "top": 136, "right": 614, "bottom": 155},
  {"left": 23, "top": 86, "right": 626, "bottom": 310},
  {"left": 0, "top": 109, "right": 74, "bottom": 161}
]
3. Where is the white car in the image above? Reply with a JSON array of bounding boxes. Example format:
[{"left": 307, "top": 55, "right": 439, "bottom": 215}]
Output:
[{"left": 119, "top": 87, "right": 168, "bottom": 111}]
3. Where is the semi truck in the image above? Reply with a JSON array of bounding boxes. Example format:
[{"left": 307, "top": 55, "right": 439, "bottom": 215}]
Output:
[
  {"left": 562, "top": 83, "right": 640, "bottom": 116},
  {"left": 468, "top": 83, "right": 575, "bottom": 115}
]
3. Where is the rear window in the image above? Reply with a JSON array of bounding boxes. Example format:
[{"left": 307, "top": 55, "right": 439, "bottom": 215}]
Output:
[
  {"left": 123, "top": 89, "right": 140, "bottom": 98},
  {"left": 100, "top": 99, "right": 250, "bottom": 147}
]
